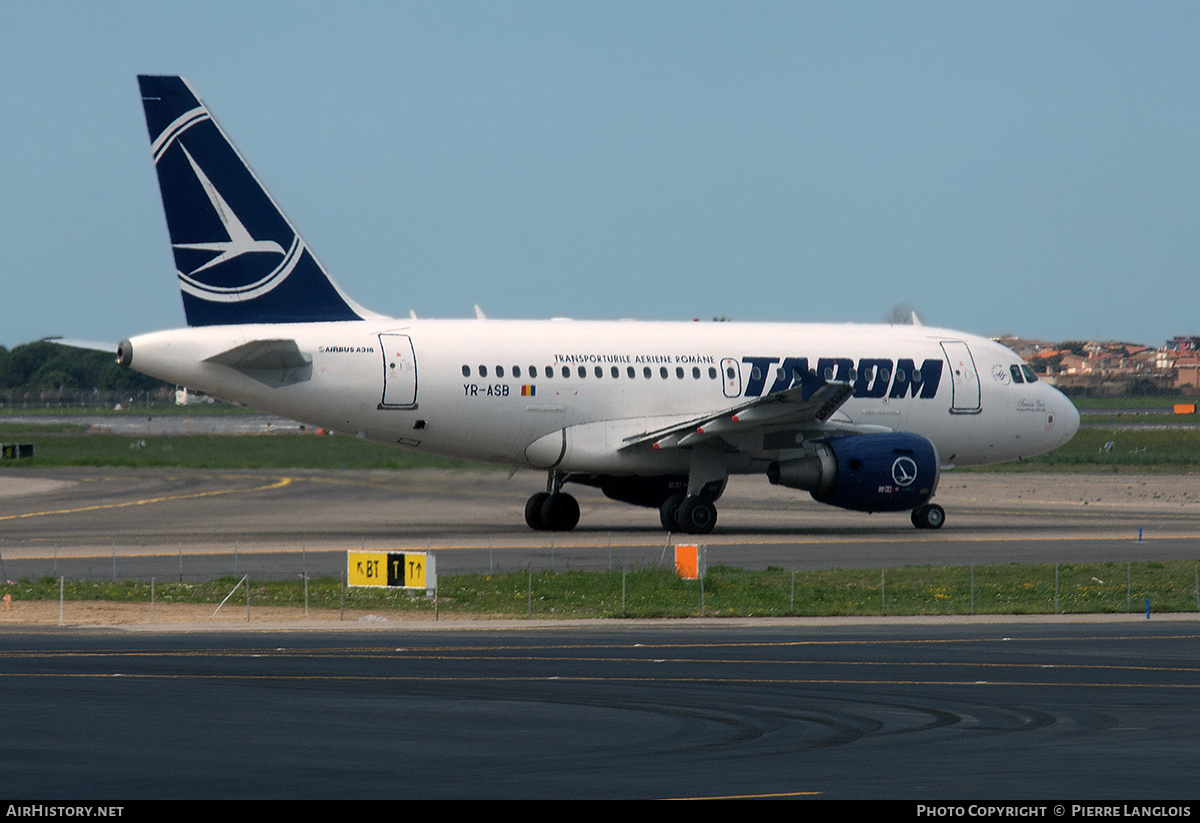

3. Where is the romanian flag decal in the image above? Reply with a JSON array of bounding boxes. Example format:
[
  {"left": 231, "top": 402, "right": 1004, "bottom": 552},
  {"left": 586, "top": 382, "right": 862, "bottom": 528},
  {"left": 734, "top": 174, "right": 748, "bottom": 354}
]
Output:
[{"left": 521, "top": 385, "right": 536, "bottom": 397}]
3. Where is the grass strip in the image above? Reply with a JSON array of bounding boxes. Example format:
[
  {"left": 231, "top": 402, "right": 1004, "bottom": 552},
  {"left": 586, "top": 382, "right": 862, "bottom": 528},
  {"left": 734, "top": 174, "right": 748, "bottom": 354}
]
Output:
[
  {"left": 1072, "top": 396, "right": 1194, "bottom": 410},
  {"left": 5, "top": 561, "right": 1198, "bottom": 618},
  {"left": 967, "top": 428, "right": 1200, "bottom": 472},
  {"left": 5, "top": 427, "right": 1200, "bottom": 472},
  {"left": 0, "top": 432, "right": 489, "bottom": 470},
  {"left": 0, "top": 405, "right": 258, "bottom": 417}
]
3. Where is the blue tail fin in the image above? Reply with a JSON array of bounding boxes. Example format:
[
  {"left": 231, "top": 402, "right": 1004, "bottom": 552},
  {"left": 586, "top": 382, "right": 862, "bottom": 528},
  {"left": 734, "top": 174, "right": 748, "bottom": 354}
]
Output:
[{"left": 138, "top": 75, "right": 371, "bottom": 326}]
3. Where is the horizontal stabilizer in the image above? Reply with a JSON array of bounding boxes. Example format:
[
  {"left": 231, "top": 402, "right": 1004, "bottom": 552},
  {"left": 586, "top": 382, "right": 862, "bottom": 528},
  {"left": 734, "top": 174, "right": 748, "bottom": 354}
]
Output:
[{"left": 41, "top": 337, "right": 119, "bottom": 354}]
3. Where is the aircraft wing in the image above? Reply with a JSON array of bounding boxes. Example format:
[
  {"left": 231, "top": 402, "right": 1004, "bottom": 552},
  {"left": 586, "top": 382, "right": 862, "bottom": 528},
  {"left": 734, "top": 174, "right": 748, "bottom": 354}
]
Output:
[{"left": 621, "top": 372, "right": 858, "bottom": 451}]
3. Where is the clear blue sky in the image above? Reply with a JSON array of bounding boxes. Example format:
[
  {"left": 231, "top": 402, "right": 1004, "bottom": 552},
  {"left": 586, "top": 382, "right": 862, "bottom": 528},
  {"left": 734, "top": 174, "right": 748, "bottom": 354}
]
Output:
[{"left": 3, "top": 1, "right": 1197, "bottom": 349}]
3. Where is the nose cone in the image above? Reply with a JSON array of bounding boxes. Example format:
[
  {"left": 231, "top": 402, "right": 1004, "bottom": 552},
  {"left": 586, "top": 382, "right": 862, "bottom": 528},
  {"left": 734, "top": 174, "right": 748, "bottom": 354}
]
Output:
[{"left": 1053, "top": 388, "right": 1080, "bottom": 447}]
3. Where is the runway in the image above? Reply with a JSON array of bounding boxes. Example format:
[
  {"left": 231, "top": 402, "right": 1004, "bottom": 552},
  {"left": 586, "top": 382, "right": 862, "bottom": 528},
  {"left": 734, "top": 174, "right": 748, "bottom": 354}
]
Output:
[
  {"left": 3, "top": 619, "right": 1199, "bottom": 799},
  {"left": 1, "top": 467, "right": 1199, "bottom": 580}
]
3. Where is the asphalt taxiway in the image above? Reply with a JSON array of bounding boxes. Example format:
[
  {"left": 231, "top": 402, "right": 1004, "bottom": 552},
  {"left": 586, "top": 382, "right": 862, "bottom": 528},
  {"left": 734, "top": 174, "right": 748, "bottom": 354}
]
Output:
[{"left": 1, "top": 467, "right": 1198, "bottom": 580}]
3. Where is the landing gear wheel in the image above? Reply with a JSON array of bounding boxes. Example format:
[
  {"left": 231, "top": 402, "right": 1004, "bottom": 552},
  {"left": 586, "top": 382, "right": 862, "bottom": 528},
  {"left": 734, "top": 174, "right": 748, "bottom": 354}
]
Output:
[
  {"left": 675, "top": 496, "right": 717, "bottom": 535},
  {"left": 660, "top": 494, "right": 685, "bottom": 531},
  {"left": 540, "top": 492, "right": 580, "bottom": 532},
  {"left": 525, "top": 492, "right": 551, "bottom": 530},
  {"left": 911, "top": 503, "right": 945, "bottom": 530}
]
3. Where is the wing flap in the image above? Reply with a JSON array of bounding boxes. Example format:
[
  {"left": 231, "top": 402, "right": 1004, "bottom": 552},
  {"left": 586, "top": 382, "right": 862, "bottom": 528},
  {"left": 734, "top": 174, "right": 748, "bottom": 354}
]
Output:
[{"left": 625, "top": 373, "right": 858, "bottom": 451}]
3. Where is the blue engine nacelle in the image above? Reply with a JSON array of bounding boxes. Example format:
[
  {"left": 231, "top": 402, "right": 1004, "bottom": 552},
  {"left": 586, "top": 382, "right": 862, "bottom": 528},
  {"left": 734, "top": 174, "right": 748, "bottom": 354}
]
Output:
[{"left": 766, "top": 432, "right": 939, "bottom": 513}]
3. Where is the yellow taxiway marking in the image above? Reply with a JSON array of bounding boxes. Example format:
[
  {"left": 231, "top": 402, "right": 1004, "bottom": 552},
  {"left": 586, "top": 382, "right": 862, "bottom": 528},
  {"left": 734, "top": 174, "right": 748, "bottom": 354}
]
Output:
[{"left": 0, "top": 476, "right": 293, "bottom": 522}]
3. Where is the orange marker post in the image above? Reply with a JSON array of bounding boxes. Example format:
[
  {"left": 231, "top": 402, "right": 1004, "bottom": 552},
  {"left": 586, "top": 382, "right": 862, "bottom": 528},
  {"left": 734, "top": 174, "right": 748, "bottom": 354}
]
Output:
[{"left": 674, "top": 543, "right": 706, "bottom": 580}]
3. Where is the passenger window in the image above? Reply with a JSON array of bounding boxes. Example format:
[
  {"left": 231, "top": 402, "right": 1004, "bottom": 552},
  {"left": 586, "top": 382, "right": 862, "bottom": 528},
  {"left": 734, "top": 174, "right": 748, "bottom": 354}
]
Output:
[
  {"left": 692, "top": 367, "right": 700, "bottom": 379},
  {"left": 561, "top": 366, "right": 570, "bottom": 378},
  {"left": 627, "top": 366, "right": 635, "bottom": 378},
  {"left": 595, "top": 366, "right": 603, "bottom": 378},
  {"left": 708, "top": 367, "right": 717, "bottom": 379},
  {"left": 479, "top": 365, "right": 488, "bottom": 378},
  {"left": 496, "top": 365, "right": 505, "bottom": 378},
  {"left": 660, "top": 367, "right": 668, "bottom": 379},
  {"left": 676, "top": 367, "right": 684, "bottom": 379},
  {"left": 578, "top": 366, "right": 586, "bottom": 378},
  {"left": 644, "top": 367, "right": 652, "bottom": 379},
  {"left": 462, "top": 365, "right": 470, "bottom": 377},
  {"left": 513, "top": 365, "right": 521, "bottom": 378},
  {"left": 611, "top": 366, "right": 619, "bottom": 378}
]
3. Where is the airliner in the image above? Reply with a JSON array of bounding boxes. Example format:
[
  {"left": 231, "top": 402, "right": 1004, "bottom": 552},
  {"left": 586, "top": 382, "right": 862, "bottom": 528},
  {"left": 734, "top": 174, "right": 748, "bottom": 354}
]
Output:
[{"left": 118, "top": 75, "right": 1080, "bottom": 534}]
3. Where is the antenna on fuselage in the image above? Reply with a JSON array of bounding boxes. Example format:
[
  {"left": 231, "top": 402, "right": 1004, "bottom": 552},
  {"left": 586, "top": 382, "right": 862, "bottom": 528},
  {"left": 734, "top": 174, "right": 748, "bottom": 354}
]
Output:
[{"left": 885, "top": 303, "right": 923, "bottom": 326}]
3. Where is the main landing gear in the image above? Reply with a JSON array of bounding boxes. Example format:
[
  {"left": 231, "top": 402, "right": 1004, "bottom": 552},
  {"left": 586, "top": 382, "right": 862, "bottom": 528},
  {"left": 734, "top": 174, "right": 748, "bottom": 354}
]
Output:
[
  {"left": 911, "top": 503, "right": 945, "bottom": 530},
  {"left": 521, "top": 471, "right": 941, "bottom": 533},
  {"left": 660, "top": 444, "right": 727, "bottom": 535},
  {"left": 525, "top": 471, "right": 580, "bottom": 531},
  {"left": 659, "top": 494, "right": 718, "bottom": 535}
]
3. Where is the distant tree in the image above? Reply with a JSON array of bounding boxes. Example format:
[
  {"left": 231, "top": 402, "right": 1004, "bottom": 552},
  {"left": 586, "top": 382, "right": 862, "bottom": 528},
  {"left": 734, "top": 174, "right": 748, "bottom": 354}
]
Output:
[
  {"left": 0, "top": 341, "right": 168, "bottom": 394},
  {"left": 1126, "top": 378, "right": 1159, "bottom": 397},
  {"left": 33, "top": 369, "right": 76, "bottom": 390}
]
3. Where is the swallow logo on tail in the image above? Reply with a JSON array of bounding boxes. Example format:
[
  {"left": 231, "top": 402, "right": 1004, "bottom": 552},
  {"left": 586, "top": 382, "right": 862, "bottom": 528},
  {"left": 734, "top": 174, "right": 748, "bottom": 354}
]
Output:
[{"left": 138, "top": 75, "right": 373, "bottom": 326}]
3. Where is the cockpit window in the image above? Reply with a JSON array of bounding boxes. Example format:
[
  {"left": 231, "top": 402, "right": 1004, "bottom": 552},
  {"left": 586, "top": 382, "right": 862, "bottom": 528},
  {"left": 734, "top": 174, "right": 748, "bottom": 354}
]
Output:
[
  {"left": 1021, "top": 365, "right": 1038, "bottom": 383},
  {"left": 1009, "top": 365, "right": 1025, "bottom": 384}
]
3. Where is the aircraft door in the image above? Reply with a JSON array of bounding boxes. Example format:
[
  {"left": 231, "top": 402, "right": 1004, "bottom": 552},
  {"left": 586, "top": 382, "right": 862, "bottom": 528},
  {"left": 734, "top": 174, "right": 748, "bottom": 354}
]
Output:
[
  {"left": 379, "top": 334, "right": 418, "bottom": 409},
  {"left": 721, "top": 358, "right": 742, "bottom": 398},
  {"left": 940, "top": 340, "right": 981, "bottom": 414}
]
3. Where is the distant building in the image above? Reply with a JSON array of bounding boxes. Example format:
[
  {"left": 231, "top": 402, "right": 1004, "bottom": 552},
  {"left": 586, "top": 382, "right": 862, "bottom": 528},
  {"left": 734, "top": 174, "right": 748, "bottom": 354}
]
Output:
[
  {"left": 1175, "top": 355, "right": 1200, "bottom": 393},
  {"left": 1003, "top": 336, "right": 1183, "bottom": 397}
]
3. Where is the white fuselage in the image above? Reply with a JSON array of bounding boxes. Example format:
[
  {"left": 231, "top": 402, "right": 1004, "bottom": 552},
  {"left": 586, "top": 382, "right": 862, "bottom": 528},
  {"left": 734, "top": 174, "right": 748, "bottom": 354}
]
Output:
[{"left": 125, "top": 318, "right": 1080, "bottom": 475}]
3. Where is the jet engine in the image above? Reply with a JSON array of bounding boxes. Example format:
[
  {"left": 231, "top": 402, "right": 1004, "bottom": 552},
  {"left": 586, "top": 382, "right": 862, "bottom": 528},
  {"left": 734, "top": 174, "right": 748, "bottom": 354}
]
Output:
[{"left": 767, "top": 432, "right": 939, "bottom": 513}]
